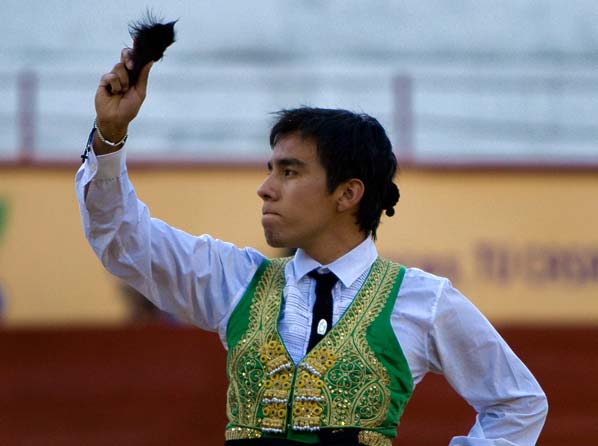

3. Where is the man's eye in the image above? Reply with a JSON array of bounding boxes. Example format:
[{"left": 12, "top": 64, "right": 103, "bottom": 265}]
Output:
[{"left": 283, "top": 169, "right": 296, "bottom": 177}]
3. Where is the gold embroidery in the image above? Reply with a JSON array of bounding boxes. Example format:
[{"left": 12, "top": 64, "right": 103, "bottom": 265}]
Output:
[
  {"left": 292, "top": 347, "right": 336, "bottom": 430},
  {"left": 260, "top": 340, "right": 289, "bottom": 373},
  {"left": 226, "top": 259, "right": 289, "bottom": 428},
  {"left": 260, "top": 339, "right": 293, "bottom": 432},
  {"left": 358, "top": 430, "right": 393, "bottom": 446},
  {"left": 224, "top": 426, "right": 391, "bottom": 445},
  {"left": 225, "top": 426, "right": 262, "bottom": 440}
]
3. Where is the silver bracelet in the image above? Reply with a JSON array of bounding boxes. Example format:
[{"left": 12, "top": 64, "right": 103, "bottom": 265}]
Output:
[{"left": 94, "top": 119, "right": 128, "bottom": 147}]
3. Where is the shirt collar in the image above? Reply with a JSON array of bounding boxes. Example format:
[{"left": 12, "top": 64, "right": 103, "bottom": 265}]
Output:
[{"left": 292, "top": 237, "right": 378, "bottom": 288}]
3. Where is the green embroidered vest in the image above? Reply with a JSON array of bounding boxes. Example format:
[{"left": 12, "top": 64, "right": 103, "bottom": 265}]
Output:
[{"left": 225, "top": 257, "right": 413, "bottom": 445}]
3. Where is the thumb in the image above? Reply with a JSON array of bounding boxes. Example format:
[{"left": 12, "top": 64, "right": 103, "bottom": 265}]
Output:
[{"left": 135, "top": 61, "right": 154, "bottom": 98}]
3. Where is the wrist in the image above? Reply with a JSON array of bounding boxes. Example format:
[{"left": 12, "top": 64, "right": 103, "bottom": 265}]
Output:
[
  {"left": 95, "top": 118, "right": 127, "bottom": 142},
  {"left": 93, "top": 119, "right": 128, "bottom": 155}
]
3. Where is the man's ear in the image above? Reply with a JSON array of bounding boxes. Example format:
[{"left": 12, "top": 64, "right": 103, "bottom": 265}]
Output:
[{"left": 336, "top": 178, "right": 365, "bottom": 212}]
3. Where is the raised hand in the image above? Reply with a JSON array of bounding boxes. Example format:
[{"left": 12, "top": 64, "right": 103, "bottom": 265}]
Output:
[{"left": 93, "top": 48, "right": 153, "bottom": 154}]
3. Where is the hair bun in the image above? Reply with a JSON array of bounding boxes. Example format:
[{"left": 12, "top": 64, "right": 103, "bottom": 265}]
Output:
[{"left": 383, "top": 183, "right": 400, "bottom": 217}]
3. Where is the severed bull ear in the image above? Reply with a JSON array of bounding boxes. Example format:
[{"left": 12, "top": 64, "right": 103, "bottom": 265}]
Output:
[{"left": 127, "top": 11, "right": 177, "bottom": 86}]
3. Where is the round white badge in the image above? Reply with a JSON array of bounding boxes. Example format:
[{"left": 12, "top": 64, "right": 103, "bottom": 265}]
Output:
[{"left": 317, "top": 319, "right": 328, "bottom": 335}]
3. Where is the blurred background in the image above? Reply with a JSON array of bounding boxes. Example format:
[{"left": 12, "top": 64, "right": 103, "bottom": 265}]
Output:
[{"left": 1, "top": 1, "right": 597, "bottom": 445}]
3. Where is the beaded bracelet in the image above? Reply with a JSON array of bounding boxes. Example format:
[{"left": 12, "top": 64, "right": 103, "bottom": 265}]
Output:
[{"left": 94, "top": 119, "right": 128, "bottom": 147}]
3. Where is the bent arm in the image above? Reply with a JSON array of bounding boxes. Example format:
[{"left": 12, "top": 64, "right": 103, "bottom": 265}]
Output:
[
  {"left": 75, "top": 146, "right": 265, "bottom": 338},
  {"left": 427, "top": 281, "right": 548, "bottom": 446}
]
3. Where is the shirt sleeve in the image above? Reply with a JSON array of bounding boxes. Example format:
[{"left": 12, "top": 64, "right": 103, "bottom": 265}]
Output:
[
  {"left": 426, "top": 279, "right": 548, "bottom": 446},
  {"left": 75, "top": 146, "right": 266, "bottom": 342}
]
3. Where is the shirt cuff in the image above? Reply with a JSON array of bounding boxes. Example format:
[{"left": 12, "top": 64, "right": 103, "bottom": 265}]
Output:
[{"left": 94, "top": 148, "right": 126, "bottom": 180}]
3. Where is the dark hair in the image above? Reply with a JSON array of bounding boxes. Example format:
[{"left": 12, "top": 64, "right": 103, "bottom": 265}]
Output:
[{"left": 269, "top": 107, "right": 400, "bottom": 239}]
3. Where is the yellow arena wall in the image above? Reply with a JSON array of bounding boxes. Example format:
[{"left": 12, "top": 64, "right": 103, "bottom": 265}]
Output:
[{"left": 0, "top": 165, "right": 597, "bottom": 325}]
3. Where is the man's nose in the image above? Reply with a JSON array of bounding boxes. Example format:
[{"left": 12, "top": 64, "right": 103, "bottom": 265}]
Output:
[{"left": 257, "top": 174, "right": 276, "bottom": 201}]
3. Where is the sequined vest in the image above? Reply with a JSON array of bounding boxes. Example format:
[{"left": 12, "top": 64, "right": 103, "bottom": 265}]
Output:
[{"left": 225, "top": 257, "right": 413, "bottom": 445}]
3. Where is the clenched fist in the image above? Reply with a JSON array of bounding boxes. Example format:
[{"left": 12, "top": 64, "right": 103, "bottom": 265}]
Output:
[{"left": 93, "top": 48, "right": 153, "bottom": 154}]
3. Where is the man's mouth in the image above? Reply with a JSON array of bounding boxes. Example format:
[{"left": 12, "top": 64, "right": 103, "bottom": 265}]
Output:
[{"left": 262, "top": 209, "right": 280, "bottom": 216}]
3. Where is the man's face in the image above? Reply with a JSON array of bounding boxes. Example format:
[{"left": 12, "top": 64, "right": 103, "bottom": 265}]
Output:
[{"left": 257, "top": 133, "right": 340, "bottom": 251}]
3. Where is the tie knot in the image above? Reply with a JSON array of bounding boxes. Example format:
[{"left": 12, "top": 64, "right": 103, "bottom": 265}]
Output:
[{"left": 308, "top": 269, "right": 338, "bottom": 293}]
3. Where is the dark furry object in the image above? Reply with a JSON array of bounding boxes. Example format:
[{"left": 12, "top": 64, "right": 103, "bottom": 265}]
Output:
[{"left": 127, "top": 13, "right": 177, "bottom": 86}]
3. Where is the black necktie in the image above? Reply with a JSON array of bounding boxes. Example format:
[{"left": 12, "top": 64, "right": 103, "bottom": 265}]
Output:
[{"left": 307, "top": 270, "right": 338, "bottom": 352}]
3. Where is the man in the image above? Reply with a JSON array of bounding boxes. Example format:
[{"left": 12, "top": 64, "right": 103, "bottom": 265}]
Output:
[{"left": 76, "top": 50, "right": 547, "bottom": 446}]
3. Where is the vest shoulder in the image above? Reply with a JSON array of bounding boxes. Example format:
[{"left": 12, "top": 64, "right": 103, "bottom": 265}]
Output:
[
  {"left": 267, "top": 256, "right": 293, "bottom": 266},
  {"left": 379, "top": 257, "right": 410, "bottom": 269}
]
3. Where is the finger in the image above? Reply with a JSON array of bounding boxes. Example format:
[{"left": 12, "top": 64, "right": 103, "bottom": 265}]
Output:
[
  {"left": 120, "top": 48, "right": 134, "bottom": 71},
  {"left": 108, "top": 76, "right": 122, "bottom": 94},
  {"left": 111, "top": 61, "right": 130, "bottom": 93},
  {"left": 135, "top": 61, "right": 154, "bottom": 99},
  {"left": 98, "top": 73, "right": 116, "bottom": 94},
  {"left": 99, "top": 73, "right": 123, "bottom": 95}
]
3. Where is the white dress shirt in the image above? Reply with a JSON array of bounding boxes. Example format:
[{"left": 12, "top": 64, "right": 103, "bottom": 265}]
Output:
[{"left": 76, "top": 146, "right": 547, "bottom": 446}]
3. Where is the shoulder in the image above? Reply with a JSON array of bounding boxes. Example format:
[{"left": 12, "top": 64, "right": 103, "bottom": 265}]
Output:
[
  {"left": 398, "top": 266, "right": 450, "bottom": 302},
  {"left": 393, "top": 266, "right": 455, "bottom": 326},
  {"left": 396, "top": 265, "right": 495, "bottom": 338},
  {"left": 401, "top": 266, "right": 449, "bottom": 291}
]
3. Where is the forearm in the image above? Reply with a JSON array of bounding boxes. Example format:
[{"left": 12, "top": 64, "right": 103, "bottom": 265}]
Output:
[
  {"left": 448, "top": 394, "right": 548, "bottom": 446},
  {"left": 76, "top": 148, "right": 265, "bottom": 331},
  {"left": 76, "top": 150, "right": 197, "bottom": 323}
]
